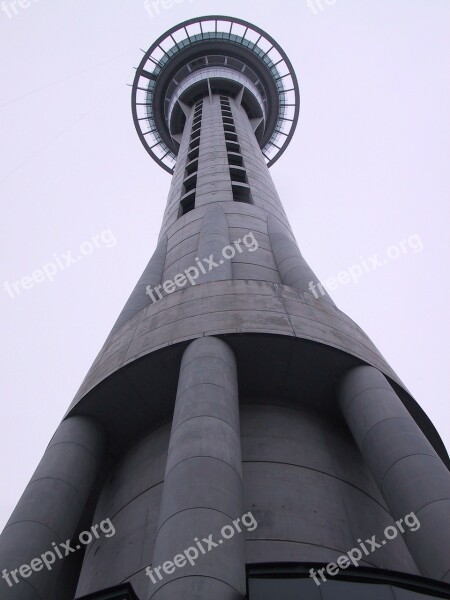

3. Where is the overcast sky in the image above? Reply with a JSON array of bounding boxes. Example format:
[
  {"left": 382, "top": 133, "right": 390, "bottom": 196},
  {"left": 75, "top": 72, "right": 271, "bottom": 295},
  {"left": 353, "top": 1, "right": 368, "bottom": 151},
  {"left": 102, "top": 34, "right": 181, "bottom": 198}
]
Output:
[{"left": 0, "top": 0, "right": 449, "bottom": 531}]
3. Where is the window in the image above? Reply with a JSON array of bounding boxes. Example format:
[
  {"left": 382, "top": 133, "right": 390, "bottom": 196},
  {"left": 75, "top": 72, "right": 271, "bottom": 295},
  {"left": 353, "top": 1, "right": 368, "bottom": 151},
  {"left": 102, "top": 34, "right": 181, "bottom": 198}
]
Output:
[
  {"left": 183, "top": 172, "right": 197, "bottom": 193},
  {"left": 179, "top": 190, "right": 195, "bottom": 216},
  {"left": 189, "top": 137, "right": 200, "bottom": 150},
  {"left": 230, "top": 165, "right": 247, "bottom": 184},
  {"left": 190, "top": 57, "right": 207, "bottom": 69},
  {"left": 248, "top": 577, "right": 321, "bottom": 600},
  {"left": 185, "top": 158, "right": 198, "bottom": 176},
  {"left": 225, "top": 132, "right": 239, "bottom": 143},
  {"left": 248, "top": 578, "right": 445, "bottom": 600},
  {"left": 232, "top": 182, "right": 253, "bottom": 204},
  {"left": 228, "top": 152, "right": 244, "bottom": 167},
  {"left": 187, "top": 147, "right": 199, "bottom": 162},
  {"left": 226, "top": 141, "right": 241, "bottom": 153}
]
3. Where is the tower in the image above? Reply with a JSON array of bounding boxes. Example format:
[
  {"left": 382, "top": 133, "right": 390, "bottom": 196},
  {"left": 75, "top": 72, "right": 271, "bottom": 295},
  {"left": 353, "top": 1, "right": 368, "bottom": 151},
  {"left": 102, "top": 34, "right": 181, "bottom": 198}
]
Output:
[{"left": 1, "top": 13, "right": 450, "bottom": 600}]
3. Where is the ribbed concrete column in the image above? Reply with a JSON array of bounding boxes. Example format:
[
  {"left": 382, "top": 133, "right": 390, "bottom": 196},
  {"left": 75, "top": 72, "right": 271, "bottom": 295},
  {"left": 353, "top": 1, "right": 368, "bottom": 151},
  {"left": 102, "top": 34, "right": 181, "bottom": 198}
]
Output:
[
  {"left": 197, "top": 204, "right": 232, "bottom": 283},
  {"left": 111, "top": 234, "right": 168, "bottom": 329},
  {"left": 148, "top": 336, "right": 245, "bottom": 600},
  {"left": 338, "top": 366, "right": 450, "bottom": 582},
  {"left": 268, "top": 214, "right": 335, "bottom": 305},
  {"left": 0, "top": 416, "right": 106, "bottom": 599}
]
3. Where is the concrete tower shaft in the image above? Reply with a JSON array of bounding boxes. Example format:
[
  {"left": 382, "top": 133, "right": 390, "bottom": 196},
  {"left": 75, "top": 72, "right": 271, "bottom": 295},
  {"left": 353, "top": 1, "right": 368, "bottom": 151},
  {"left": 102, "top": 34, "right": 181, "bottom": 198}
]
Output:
[{"left": 1, "top": 14, "right": 449, "bottom": 600}]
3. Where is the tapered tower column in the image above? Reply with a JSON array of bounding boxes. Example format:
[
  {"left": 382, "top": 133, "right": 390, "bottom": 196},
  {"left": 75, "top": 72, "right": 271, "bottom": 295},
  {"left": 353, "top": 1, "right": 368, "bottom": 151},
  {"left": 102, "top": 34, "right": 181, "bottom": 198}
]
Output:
[
  {"left": 4, "top": 15, "right": 450, "bottom": 600},
  {"left": 338, "top": 366, "right": 450, "bottom": 582},
  {"left": 148, "top": 336, "right": 245, "bottom": 599}
]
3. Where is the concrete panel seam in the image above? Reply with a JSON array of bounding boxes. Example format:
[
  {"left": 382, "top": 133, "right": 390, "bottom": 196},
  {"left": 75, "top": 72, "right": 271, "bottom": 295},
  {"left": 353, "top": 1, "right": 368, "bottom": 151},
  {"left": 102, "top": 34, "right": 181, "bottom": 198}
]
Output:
[
  {"left": 80, "top": 313, "right": 147, "bottom": 394},
  {"left": 165, "top": 455, "right": 243, "bottom": 483},
  {"left": 398, "top": 496, "right": 450, "bottom": 518},
  {"left": 290, "top": 319, "right": 382, "bottom": 358},
  {"left": 148, "top": 574, "right": 242, "bottom": 598},
  {"left": 2, "top": 518, "right": 63, "bottom": 542},
  {"left": 47, "top": 440, "right": 103, "bottom": 464},
  {"left": 377, "top": 452, "right": 440, "bottom": 490},
  {"left": 179, "top": 354, "right": 234, "bottom": 374},
  {"left": 242, "top": 460, "right": 390, "bottom": 513},
  {"left": 26, "top": 475, "right": 87, "bottom": 506},
  {"left": 170, "top": 414, "right": 240, "bottom": 439},
  {"left": 342, "top": 385, "right": 395, "bottom": 410},
  {"left": 176, "top": 383, "right": 236, "bottom": 401},
  {"left": 141, "top": 286, "right": 282, "bottom": 318},
  {"left": 231, "top": 261, "right": 279, "bottom": 273},
  {"left": 361, "top": 417, "right": 423, "bottom": 453},
  {"left": 134, "top": 305, "right": 291, "bottom": 342},
  {"left": 106, "top": 480, "right": 164, "bottom": 522},
  {"left": 162, "top": 455, "right": 243, "bottom": 485},
  {"left": 155, "top": 506, "right": 245, "bottom": 540}
]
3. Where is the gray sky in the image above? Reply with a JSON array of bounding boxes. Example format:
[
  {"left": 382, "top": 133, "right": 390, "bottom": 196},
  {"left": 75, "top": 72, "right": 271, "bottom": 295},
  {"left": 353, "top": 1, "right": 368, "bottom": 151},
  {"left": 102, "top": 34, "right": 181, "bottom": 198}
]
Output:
[{"left": 1, "top": 0, "right": 449, "bottom": 531}]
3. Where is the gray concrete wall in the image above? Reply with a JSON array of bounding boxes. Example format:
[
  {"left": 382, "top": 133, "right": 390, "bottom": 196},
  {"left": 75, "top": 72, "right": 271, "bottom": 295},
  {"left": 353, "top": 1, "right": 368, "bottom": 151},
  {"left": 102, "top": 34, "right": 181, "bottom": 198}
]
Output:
[
  {"left": 240, "top": 403, "right": 418, "bottom": 573},
  {"left": 72, "top": 399, "right": 426, "bottom": 598},
  {"left": 75, "top": 424, "right": 171, "bottom": 599},
  {"left": 69, "top": 279, "right": 406, "bottom": 410}
]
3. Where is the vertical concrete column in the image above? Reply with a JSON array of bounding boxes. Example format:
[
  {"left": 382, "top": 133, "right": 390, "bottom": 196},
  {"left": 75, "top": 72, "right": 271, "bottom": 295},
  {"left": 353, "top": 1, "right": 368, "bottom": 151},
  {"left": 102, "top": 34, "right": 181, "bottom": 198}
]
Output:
[
  {"left": 148, "top": 336, "right": 245, "bottom": 600},
  {"left": 338, "top": 365, "right": 450, "bottom": 582},
  {"left": 268, "top": 214, "right": 335, "bottom": 305},
  {"left": 197, "top": 204, "right": 232, "bottom": 283},
  {"left": 0, "top": 416, "right": 106, "bottom": 599},
  {"left": 111, "top": 234, "right": 168, "bottom": 328}
]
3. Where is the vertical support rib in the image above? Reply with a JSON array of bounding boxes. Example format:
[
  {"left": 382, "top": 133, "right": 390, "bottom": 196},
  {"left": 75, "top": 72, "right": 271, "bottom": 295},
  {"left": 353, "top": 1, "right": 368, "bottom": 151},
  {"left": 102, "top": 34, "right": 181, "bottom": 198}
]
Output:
[
  {"left": 0, "top": 416, "right": 106, "bottom": 599},
  {"left": 148, "top": 336, "right": 245, "bottom": 599},
  {"left": 197, "top": 204, "right": 232, "bottom": 283},
  {"left": 268, "top": 214, "right": 335, "bottom": 305},
  {"left": 111, "top": 234, "right": 168, "bottom": 331},
  {"left": 338, "top": 365, "right": 450, "bottom": 582}
]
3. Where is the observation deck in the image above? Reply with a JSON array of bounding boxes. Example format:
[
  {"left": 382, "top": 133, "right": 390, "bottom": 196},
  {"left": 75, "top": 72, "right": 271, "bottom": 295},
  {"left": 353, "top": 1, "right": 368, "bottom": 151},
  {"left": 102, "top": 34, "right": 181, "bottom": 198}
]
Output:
[{"left": 132, "top": 15, "right": 300, "bottom": 173}]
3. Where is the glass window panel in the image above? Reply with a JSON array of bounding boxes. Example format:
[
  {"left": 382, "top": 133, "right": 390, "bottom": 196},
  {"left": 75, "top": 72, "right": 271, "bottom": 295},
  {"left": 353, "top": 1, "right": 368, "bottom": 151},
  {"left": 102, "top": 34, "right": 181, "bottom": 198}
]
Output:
[
  {"left": 320, "top": 581, "right": 395, "bottom": 600},
  {"left": 248, "top": 577, "right": 321, "bottom": 599}
]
